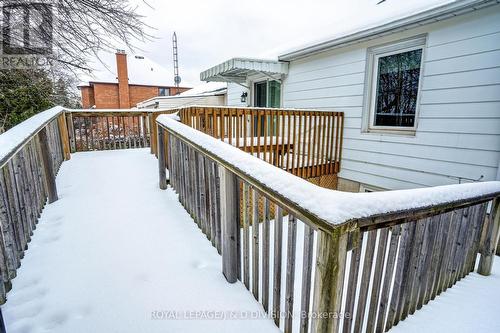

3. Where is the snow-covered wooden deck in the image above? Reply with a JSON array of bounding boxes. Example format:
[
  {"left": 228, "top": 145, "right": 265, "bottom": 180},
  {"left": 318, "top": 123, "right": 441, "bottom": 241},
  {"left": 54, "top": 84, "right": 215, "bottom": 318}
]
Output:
[
  {"left": 3, "top": 149, "right": 279, "bottom": 333},
  {"left": 3, "top": 148, "right": 500, "bottom": 333}
]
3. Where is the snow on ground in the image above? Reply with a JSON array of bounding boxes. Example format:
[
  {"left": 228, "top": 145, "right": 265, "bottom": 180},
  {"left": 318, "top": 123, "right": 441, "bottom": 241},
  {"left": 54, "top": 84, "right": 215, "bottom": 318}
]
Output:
[
  {"left": 3, "top": 148, "right": 500, "bottom": 333},
  {"left": 3, "top": 148, "right": 279, "bottom": 333},
  {"left": 389, "top": 257, "right": 500, "bottom": 333}
]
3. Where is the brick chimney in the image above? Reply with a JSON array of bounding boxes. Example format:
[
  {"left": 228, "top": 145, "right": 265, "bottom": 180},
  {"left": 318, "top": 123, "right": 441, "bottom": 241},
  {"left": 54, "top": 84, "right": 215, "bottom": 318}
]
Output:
[{"left": 116, "top": 50, "right": 130, "bottom": 108}]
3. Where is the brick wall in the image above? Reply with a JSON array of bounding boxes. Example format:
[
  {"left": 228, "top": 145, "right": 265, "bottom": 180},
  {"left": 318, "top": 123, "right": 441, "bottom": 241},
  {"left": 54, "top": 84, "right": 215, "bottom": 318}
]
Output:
[
  {"left": 92, "top": 83, "right": 120, "bottom": 108},
  {"left": 80, "top": 84, "right": 192, "bottom": 109},
  {"left": 79, "top": 51, "right": 192, "bottom": 109},
  {"left": 170, "top": 87, "right": 191, "bottom": 95},
  {"left": 80, "top": 86, "right": 95, "bottom": 108},
  {"left": 129, "top": 85, "right": 159, "bottom": 108}
]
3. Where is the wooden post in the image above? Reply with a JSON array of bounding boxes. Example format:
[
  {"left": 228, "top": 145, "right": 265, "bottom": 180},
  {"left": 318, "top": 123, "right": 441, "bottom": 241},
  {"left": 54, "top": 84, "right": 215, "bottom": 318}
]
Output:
[
  {"left": 284, "top": 215, "right": 297, "bottom": 333},
  {"left": 272, "top": 205, "right": 283, "bottom": 325},
  {"left": 311, "top": 227, "right": 348, "bottom": 333},
  {"left": 38, "top": 127, "right": 58, "bottom": 203},
  {"left": 478, "top": 198, "right": 500, "bottom": 276},
  {"left": 157, "top": 126, "right": 168, "bottom": 190},
  {"left": 149, "top": 113, "right": 155, "bottom": 155},
  {"left": 57, "top": 113, "right": 71, "bottom": 160},
  {"left": 66, "top": 112, "right": 76, "bottom": 153},
  {"left": 299, "top": 224, "right": 315, "bottom": 333},
  {"left": 220, "top": 166, "right": 239, "bottom": 283}
]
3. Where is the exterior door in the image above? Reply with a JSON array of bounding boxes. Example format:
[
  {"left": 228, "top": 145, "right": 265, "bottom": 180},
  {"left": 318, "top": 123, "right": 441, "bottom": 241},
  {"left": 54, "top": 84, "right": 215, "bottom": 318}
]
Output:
[
  {"left": 253, "top": 80, "right": 281, "bottom": 135},
  {"left": 254, "top": 81, "right": 267, "bottom": 107}
]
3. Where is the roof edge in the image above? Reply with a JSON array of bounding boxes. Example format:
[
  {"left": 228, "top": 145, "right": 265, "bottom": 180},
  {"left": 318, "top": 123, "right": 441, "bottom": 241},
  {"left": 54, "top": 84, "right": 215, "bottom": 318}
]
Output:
[
  {"left": 78, "top": 81, "right": 191, "bottom": 89},
  {"left": 136, "top": 88, "right": 227, "bottom": 106},
  {"left": 279, "top": 0, "right": 499, "bottom": 61}
]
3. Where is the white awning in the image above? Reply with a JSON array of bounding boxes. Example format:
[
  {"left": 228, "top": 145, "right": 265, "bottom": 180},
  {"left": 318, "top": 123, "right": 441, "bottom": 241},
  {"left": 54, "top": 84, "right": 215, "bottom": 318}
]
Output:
[{"left": 200, "top": 58, "right": 288, "bottom": 84}]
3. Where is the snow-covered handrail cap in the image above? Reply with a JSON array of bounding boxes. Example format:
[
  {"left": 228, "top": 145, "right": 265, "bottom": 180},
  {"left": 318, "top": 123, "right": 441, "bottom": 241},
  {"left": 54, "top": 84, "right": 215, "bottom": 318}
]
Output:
[
  {"left": 0, "top": 106, "right": 64, "bottom": 168},
  {"left": 157, "top": 114, "right": 500, "bottom": 229}
]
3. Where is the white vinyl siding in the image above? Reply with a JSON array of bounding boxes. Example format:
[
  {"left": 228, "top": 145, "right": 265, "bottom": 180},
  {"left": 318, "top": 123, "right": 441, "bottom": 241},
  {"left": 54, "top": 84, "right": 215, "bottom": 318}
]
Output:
[
  {"left": 282, "top": 7, "right": 500, "bottom": 190},
  {"left": 227, "top": 82, "right": 249, "bottom": 107}
]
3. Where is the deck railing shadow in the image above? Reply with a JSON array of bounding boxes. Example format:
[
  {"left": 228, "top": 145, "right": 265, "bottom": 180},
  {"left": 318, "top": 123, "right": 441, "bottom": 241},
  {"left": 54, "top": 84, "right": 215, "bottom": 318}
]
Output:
[{"left": 156, "top": 114, "right": 500, "bottom": 333}]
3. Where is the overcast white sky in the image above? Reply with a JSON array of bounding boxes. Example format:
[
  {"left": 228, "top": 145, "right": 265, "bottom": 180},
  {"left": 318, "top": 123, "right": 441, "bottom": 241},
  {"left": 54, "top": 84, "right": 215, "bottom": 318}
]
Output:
[{"left": 85, "top": 0, "right": 451, "bottom": 87}]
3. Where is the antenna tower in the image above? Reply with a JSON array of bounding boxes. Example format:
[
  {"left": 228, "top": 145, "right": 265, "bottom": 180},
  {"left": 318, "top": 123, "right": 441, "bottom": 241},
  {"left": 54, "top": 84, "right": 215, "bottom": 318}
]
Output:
[{"left": 172, "top": 32, "right": 181, "bottom": 92}]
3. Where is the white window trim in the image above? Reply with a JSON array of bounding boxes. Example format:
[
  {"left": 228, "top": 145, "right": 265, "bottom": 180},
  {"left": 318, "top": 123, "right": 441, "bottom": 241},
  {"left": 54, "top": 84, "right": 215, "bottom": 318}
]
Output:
[
  {"left": 362, "top": 35, "right": 427, "bottom": 135},
  {"left": 250, "top": 78, "right": 283, "bottom": 108},
  {"left": 359, "top": 184, "right": 385, "bottom": 192}
]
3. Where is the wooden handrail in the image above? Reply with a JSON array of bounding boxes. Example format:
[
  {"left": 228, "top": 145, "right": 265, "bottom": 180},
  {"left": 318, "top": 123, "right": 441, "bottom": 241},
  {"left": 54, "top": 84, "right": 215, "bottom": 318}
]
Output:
[
  {"left": 157, "top": 115, "right": 344, "bottom": 234},
  {"left": 0, "top": 107, "right": 69, "bottom": 305},
  {"left": 157, "top": 114, "right": 500, "bottom": 231},
  {"left": 156, "top": 114, "right": 500, "bottom": 333},
  {"left": 68, "top": 111, "right": 150, "bottom": 117},
  {"left": 356, "top": 192, "right": 500, "bottom": 231},
  {"left": 155, "top": 105, "right": 344, "bottom": 189},
  {"left": 1, "top": 106, "right": 499, "bottom": 333},
  {"left": 63, "top": 108, "right": 174, "bottom": 152},
  {"left": 0, "top": 106, "right": 64, "bottom": 169}
]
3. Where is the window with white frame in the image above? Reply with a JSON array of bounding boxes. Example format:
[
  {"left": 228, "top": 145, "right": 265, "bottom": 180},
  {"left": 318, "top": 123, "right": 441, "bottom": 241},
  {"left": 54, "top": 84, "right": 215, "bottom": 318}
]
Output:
[{"left": 366, "top": 37, "right": 425, "bottom": 132}]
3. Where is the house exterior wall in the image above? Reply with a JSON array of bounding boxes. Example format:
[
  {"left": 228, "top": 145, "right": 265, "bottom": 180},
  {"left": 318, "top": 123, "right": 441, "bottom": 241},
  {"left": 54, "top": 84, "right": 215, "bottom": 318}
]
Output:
[
  {"left": 227, "top": 83, "right": 249, "bottom": 107},
  {"left": 91, "top": 83, "right": 120, "bottom": 109},
  {"left": 129, "top": 85, "right": 159, "bottom": 108},
  {"left": 79, "top": 52, "right": 191, "bottom": 109},
  {"left": 79, "top": 84, "right": 190, "bottom": 109},
  {"left": 222, "top": 7, "right": 500, "bottom": 190},
  {"left": 80, "top": 86, "right": 95, "bottom": 108},
  {"left": 137, "top": 94, "right": 226, "bottom": 109},
  {"left": 280, "top": 8, "right": 500, "bottom": 190},
  {"left": 170, "top": 87, "right": 191, "bottom": 95}
]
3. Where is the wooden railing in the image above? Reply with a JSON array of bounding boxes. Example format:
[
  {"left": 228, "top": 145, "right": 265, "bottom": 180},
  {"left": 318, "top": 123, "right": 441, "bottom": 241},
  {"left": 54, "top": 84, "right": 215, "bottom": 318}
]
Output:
[
  {"left": 342, "top": 199, "right": 494, "bottom": 333},
  {"left": 156, "top": 114, "right": 500, "bottom": 333},
  {"left": 153, "top": 106, "right": 344, "bottom": 189},
  {"left": 0, "top": 106, "right": 70, "bottom": 305},
  {"left": 63, "top": 106, "right": 344, "bottom": 189},
  {"left": 65, "top": 109, "right": 162, "bottom": 152},
  {"left": 149, "top": 109, "right": 181, "bottom": 158},
  {"left": 1, "top": 107, "right": 499, "bottom": 333}
]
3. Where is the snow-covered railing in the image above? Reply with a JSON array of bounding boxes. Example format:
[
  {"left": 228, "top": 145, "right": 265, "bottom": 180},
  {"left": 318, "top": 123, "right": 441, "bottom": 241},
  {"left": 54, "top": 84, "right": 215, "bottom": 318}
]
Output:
[
  {"left": 0, "top": 106, "right": 70, "bottom": 305},
  {"left": 152, "top": 105, "right": 344, "bottom": 189},
  {"left": 63, "top": 109, "right": 176, "bottom": 152},
  {"left": 156, "top": 115, "right": 500, "bottom": 333}
]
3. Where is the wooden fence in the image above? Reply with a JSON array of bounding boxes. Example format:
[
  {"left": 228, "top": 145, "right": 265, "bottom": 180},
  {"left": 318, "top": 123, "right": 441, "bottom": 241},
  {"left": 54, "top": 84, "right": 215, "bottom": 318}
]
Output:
[
  {"left": 0, "top": 107, "right": 70, "bottom": 304},
  {"left": 157, "top": 115, "right": 500, "bottom": 333}
]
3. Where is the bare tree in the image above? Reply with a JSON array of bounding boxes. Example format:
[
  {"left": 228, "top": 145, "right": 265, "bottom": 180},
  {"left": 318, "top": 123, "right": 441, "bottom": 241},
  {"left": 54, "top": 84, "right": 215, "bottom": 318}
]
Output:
[{"left": 2, "top": 0, "right": 152, "bottom": 72}]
